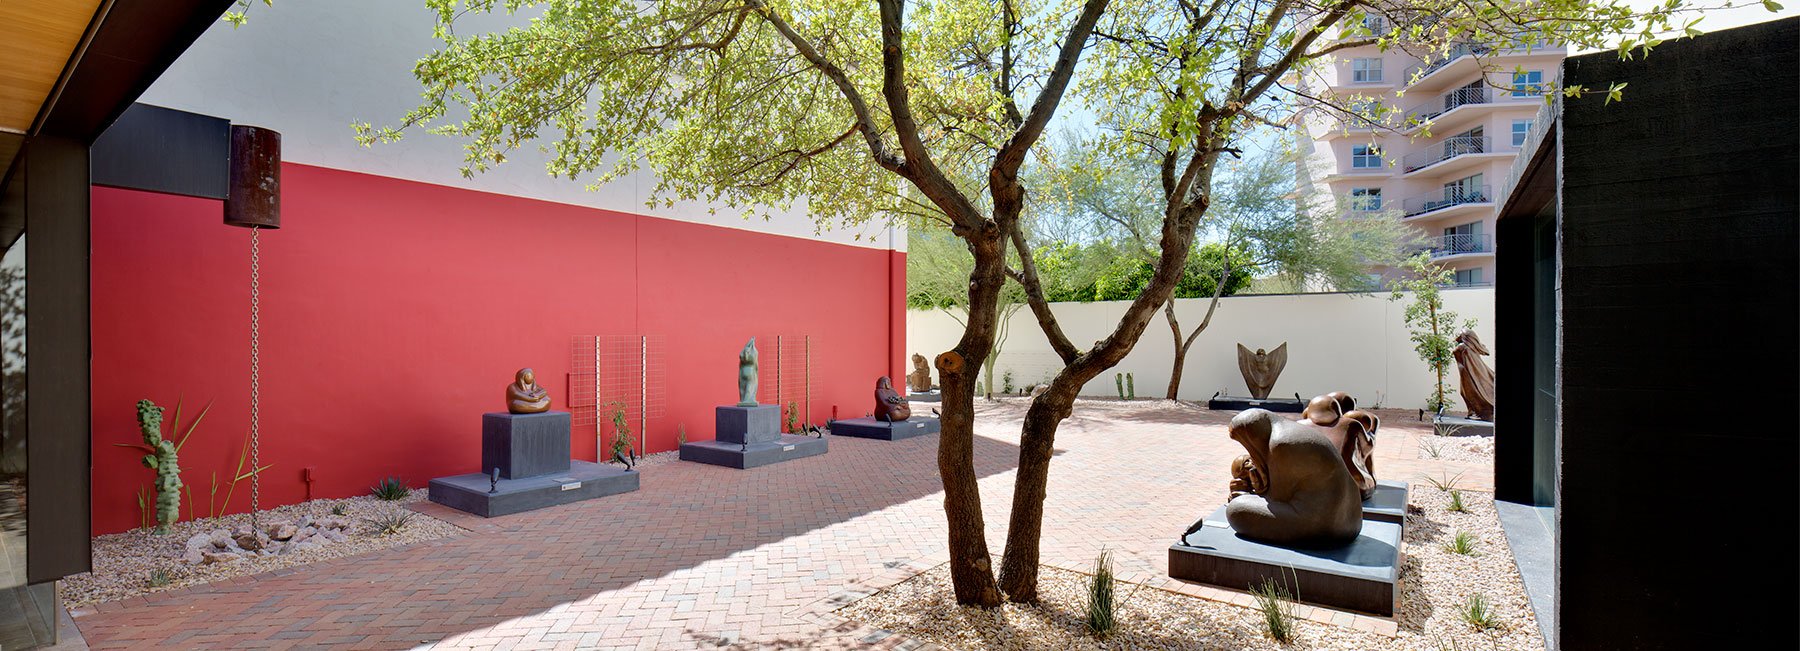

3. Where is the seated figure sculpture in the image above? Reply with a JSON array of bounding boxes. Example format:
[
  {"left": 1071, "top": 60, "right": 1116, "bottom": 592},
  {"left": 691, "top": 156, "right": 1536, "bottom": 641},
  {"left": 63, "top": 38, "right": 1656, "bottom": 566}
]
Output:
[
  {"left": 874, "top": 376, "right": 911, "bottom": 422},
  {"left": 907, "top": 354, "right": 934, "bottom": 393},
  {"left": 1224, "top": 408, "right": 1363, "bottom": 546},
  {"left": 506, "top": 368, "right": 551, "bottom": 414},
  {"left": 1298, "top": 392, "right": 1380, "bottom": 501}
]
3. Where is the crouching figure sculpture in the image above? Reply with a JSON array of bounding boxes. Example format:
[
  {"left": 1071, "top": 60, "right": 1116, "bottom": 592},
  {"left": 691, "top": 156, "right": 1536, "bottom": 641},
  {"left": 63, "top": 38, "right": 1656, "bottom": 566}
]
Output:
[{"left": 1224, "top": 408, "right": 1363, "bottom": 546}]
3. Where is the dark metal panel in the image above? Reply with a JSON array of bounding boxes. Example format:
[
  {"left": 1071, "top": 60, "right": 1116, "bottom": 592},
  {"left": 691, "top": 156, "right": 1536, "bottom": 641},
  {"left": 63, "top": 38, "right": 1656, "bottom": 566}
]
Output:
[
  {"left": 23, "top": 136, "right": 91, "bottom": 582},
  {"left": 36, "top": 0, "right": 240, "bottom": 142},
  {"left": 91, "top": 103, "right": 230, "bottom": 199}
]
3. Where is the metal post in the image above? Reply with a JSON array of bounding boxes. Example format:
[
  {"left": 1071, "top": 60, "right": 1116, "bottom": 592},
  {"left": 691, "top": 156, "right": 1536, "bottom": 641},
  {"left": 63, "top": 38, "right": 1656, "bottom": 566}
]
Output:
[
  {"left": 775, "top": 335, "right": 783, "bottom": 424},
  {"left": 639, "top": 335, "right": 648, "bottom": 459},
  {"left": 594, "top": 336, "right": 602, "bottom": 462},
  {"left": 804, "top": 335, "right": 811, "bottom": 427}
]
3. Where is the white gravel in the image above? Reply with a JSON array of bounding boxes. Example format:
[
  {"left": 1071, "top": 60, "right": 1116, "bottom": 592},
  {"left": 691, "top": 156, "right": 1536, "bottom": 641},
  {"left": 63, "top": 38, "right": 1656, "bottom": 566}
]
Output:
[
  {"left": 1418, "top": 434, "right": 1495, "bottom": 463},
  {"left": 61, "top": 490, "right": 460, "bottom": 608}
]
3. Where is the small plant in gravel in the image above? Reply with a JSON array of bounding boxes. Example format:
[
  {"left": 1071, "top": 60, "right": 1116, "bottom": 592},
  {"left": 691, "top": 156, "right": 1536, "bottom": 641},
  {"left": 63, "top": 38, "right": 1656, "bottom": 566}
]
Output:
[
  {"left": 329, "top": 502, "right": 348, "bottom": 516},
  {"left": 1115, "top": 373, "right": 1126, "bottom": 399},
  {"left": 1002, "top": 369, "right": 1014, "bottom": 394},
  {"left": 1460, "top": 593, "right": 1499, "bottom": 630},
  {"left": 1085, "top": 550, "right": 1118, "bottom": 637},
  {"left": 1443, "top": 530, "right": 1481, "bottom": 556},
  {"left": 370, "top": 476, "right": 409, "bottom": 501},
  {"left": 145, "top": 568, "right": 171, "bottom": 588},
  {"left": 1422, "top": 438, "right": 1443, "bottom": 459},
  {"left": 676, "top": 423, "right": 687, "bottom": 446},
  {"left": 364, "top": 511, "right": 416, "bottom": 536},
  {"left": 1250, "top": 577, "right": 1297, "bottom": 643},
  {"left": 1425, "top": 471, "right": 1464, "bottom": 492},
  {"left": 1125, "top": 373, "right": 1135, "bottom": 399},
  {"left": 1447, "top": 490, "right": 1468, "bottom": 513}
]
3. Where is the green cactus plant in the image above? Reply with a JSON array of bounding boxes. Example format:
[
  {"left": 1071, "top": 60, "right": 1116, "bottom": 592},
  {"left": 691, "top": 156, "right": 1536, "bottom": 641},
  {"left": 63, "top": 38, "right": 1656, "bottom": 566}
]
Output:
[
  {"left": 117, "top": 398, "right": 211, "bottom": 534},
  {"left": 1126, "top": 373, "right": 1136, "bottom": 400},
  {"left": 1115, "top": 373, "right": 1125, "bottom": 399}
]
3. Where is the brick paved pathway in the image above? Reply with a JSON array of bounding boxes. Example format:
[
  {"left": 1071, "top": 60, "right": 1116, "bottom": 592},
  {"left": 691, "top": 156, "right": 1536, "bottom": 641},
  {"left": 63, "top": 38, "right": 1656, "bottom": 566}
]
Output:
[{"left": 69, "top": 400, "right": 1486, "bottom": 649}]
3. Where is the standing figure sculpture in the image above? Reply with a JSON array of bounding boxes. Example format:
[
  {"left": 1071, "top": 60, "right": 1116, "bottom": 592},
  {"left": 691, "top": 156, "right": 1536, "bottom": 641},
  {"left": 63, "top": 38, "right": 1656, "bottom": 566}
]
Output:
[
  {"left": 506, "top": 368, "right": 551, "bottom": 414},
  {"left": 737, "top": 338, "right": 759, "bottom": 407},
  {"left": 907, "top": 353, "right": 934, "bottom": 393},
  {"left": 1223, "top": 408, "right": 1363, "bottom": 546},
  {"left": 1453, "top": 330, "right": 1496, "bottom": 421},
  {"left": 1236, "top": 343, "right": 1289, "bottom": 400},
  {"left": 1300, "top": 392, "right": 1380, "bottom": 501},
  {"left": 874, "top": 376, "right": 911, "bottom": 422}
]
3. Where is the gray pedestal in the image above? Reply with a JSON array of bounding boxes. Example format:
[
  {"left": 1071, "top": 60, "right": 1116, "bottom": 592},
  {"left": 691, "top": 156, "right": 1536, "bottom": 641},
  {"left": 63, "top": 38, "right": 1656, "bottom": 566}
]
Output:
[
  {"left": 482, "top": 411, "right": 571, "bottom": 479},
  {"left": 1169, "top": 506, "right": 1402, "bottom": 616},
  {"left": 1433, "top": 414, "right": 1495, "bottom": 437},
  {"left": 429, "top": 460, "right": 638, "bottom": 518},
  {"left": 1207, "top": 396, "right": 1306, "bottom": 413},
  {"left": 1363, "top": 480, "right": 1409, "bottom": 524},
  {"left": 679, "top": 434, "right": 828, "bottom": 469},
  {"left": 830, "top": 417, "right": 940, "bottom": 441},
  {"left": 907, "top": 390, "right": 942, "bottom": 403},
  {"left": 716, "top": 405, "right": 781, "bottom": 445}
]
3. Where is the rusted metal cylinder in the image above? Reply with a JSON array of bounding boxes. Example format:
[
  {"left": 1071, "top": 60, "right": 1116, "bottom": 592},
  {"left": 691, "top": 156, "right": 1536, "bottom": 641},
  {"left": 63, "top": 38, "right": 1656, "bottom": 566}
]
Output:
[{"left": 225, "top": 125, "right": 281, "bottom": 229}]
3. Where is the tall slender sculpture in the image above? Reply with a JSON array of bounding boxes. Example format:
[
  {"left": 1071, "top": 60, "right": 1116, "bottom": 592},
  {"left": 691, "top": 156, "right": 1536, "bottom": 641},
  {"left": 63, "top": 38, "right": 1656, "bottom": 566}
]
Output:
[
  {"left": 1236, "top": 343, "right": 1288, "bottom": 399},
  {"left": 1223, "top": 408, "right": 1363, "bottom": 546},
  {"left": 737, "top": 338, "right": 759, "bottom": 407},
  {"left": 1452, "top": 330, "right": 1496, "bottom": 421}
]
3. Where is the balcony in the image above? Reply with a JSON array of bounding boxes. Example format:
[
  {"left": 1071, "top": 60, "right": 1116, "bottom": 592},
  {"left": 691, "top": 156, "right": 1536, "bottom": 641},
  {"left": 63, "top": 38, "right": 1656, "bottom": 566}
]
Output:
[
  {"left": 1402, "top": 135, "right": 1492, "bottom": 173},
  {"left": 1415, "top": 233, "right": 1494, "bottom": 259},
  {"left": 1402, "top": 43, "right": 1493, "bottom": 88},
  {"left": 1401, "top": 184, "right": 1492, "bottom": 218},
  {"left": 1403, "top": 86, "right": 1491, "bottom": 129}
]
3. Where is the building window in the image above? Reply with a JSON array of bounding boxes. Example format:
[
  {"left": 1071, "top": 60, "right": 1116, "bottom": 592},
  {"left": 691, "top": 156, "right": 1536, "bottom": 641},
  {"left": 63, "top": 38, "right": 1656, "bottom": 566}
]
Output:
[
  {"left": 1362, "top": 14, "right": 1390, "bottom": 36},
  {"left": 1512, "top": 70, "right": 1546, "bottom": 97},
  {"left": 1443, "top": 221, "right": 1485, "bottom": 254},
  {"left": 1453, "top": 268, "right": 1485, "bottom": 287},
  {"left": 1445, "top": 173, "right": 1486, "bottom": 201},
  {"left": 1352, "top": 145, "right": 1384, "bottom": 169},
  {"left": 1351, "top": 58, "right": 1383, "bottom": 83},
  {"left": 1350, "top": 187, "right": 1383, "bottom": 211},
  {"left": 1512, "top": 119, "right": 1534, "bottom": 146}
]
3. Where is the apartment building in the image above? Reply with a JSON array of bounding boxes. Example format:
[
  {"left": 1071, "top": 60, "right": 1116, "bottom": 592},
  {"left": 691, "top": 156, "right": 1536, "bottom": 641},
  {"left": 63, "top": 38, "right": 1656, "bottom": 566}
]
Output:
[{"left": 1296, "top": 18, "right": 1566, "bottom": 287}]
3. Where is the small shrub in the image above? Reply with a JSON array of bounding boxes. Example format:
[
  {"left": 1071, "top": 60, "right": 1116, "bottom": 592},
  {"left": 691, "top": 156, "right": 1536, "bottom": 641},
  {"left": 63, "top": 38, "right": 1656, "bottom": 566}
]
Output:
[
  {"left": 1460, "top": 593, "right": 1499, "bottom": 630},
  {"left": 146, "top": 568, "right": 172, "bottom": 588},
  {"left": 676, "top": 423, "right": 687, "bottom": 446},
  {"left": 1085, "top": 550, "right": 1118, "bottom": 637},
  {"left": 1425, "top": 471, "right": 1464, "bottom": 492},
  {"left": 1447, "top": 490, "right": 1468, "bottom": 513},
  {"left": 329, "top": 502, "right": 348, "bottom": 516},
  {"left": 784, "top": 402, "right": 799, "bottom": 434},
  {"left": 1443, "top": 530, "right": 1481, "bottom": 556},
  {"left": 1250, "top": 577, "right": 1297, "bottom": 642},
  {"left": 1001, "top": 370, "right": 1015, "bottom": 394},
  {"left": 1422, "top": 438, "right": 1443, "bottom": 459},
  {"left": 1115, "top": 373, "right": 1125, "bottom": 399},
  {"left": 1125, "top": 373, "right": 1135, "bottom": 399},
  {"left": 364, "top": 511, "right": 415, "bottom": 536},
  {"left": 370, "top": 476, "right": 409, "bottom": 501}
]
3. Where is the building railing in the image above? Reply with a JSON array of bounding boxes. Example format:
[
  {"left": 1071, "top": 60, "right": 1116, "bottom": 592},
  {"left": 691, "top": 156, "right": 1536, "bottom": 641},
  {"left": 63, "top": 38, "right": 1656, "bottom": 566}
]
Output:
[
  {"left": 1416, "top": 233, "right": 1494, "bottom": 258},
  {"left": 1402, "top": 135, "right": 1492, "bottom": 172},
  {"left": 1404, "top": 85, "right": 1492, "bottom": 127},
  {"left": 1402, "top": 43, "right": 1493, "bottom": 85},
  {"left": 1402, "top": 184, "right": 1492, "bottom": 217}
]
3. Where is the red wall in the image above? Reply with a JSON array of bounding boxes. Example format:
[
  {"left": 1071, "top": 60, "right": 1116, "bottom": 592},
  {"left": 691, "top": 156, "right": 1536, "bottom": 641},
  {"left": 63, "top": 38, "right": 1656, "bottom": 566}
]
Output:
[{"left": 90, "top": 163, "right": 903, "bottom": 535}]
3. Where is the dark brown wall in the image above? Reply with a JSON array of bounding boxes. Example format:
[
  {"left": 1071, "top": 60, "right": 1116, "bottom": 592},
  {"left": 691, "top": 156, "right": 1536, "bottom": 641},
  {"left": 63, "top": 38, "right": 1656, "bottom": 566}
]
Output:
[{"left": 1557, "top": 17, "right": 1798, "bottom": 650}]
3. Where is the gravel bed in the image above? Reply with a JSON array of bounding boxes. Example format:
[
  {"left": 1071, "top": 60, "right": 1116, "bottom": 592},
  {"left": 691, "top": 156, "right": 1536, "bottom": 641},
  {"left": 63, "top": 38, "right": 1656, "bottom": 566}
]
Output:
[
  {"left": 1418, "top": 434, "right": 1494, "bottom": 463},
  {"left": 839, "top": 489, "right": 1542, "bottom": 651},
  {"left": 61, "top": 490, "right": 460, "bottom": 608}
]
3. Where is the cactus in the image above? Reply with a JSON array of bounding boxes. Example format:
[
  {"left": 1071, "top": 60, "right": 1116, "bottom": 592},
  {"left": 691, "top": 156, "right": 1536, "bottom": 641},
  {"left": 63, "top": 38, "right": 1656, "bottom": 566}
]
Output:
[
  {"left": 1126, "top": 373, "right": 1136, "bottom": 400},
  {"left": 1115, "top": 373, "right": 1125, "bottom": 399},
  {"left": 135, "top": 399, "right": 181, "bottom": 534}
]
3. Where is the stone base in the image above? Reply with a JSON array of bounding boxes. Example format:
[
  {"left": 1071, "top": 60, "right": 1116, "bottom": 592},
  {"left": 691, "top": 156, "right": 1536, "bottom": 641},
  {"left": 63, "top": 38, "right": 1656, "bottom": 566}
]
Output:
[
  {"left": 1363, "top": 480, "right": 1409, "bottom": 524},
  {"left": 482, "top": 411, "right": 572, "bottom": 479},
  {"left": 1433, "top": 414, "right": 1495, "bottom": 437},
  {"left": 679, "top": 434, "right": 828, "bottom": 469},
  {"left": 1207, "top": 396, "right": 1306, "bottom": 413},
  {"left": 716, "top": 404, "right": 782, "bottom": 445},
  {"left": 830, "top": 417, "right": 940, "bottom": 441},
  {"left": 1169, "top": 506, "right": 1402, "bottom": 616},
  {"left": 428, "top": 460, "right": 639, "bottom": 518},
  {"left": 906, "top": 390, "right": 942, "bottom": 403}
]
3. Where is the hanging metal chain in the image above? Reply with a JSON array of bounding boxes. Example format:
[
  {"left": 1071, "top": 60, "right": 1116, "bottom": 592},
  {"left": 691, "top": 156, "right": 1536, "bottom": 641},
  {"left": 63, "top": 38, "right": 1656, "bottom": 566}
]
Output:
[{"left": 248, "top": 226, "right": 263, "bottom": 531}]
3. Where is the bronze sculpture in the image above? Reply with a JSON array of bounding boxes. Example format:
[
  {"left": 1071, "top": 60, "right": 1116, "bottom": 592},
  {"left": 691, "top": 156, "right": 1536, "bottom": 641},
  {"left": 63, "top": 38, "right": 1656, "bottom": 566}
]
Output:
[
  {"left": 874, "top": 376, "right": 911, "bottom": 422},
  {"left": 1236, "top": 343, "right": 1288, "bottom": 399},
  {"left": 907, "top": 353, "right": 934, "bottom": 393},
  {"left": 1298, "top": 392, "right": 1380, "bottom": 501},
  {"left": 1224, "top": 408, "right": 1363, "bottom": 546},
  {"left": 1453, "top": 330, "right": 1496, "bottom": 421},
  {"left": 506, "top": 368, "right": 551, "bottom": 414},
  {"left": 737, "top": 338, "right": 759, "bottom": 407}
]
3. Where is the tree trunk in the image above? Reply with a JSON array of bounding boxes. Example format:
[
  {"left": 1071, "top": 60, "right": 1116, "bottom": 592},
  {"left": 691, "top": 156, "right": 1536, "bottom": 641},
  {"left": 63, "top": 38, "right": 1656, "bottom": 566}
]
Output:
[
  {"left": 1165, "top": 302, "right": 1186, "bottom": 399},
  {"left": 935, "top": 227, "right": 1007, "bottom": 607},
  {"left": 995, "top": 375, "right": 1079, "bottom": 601}
]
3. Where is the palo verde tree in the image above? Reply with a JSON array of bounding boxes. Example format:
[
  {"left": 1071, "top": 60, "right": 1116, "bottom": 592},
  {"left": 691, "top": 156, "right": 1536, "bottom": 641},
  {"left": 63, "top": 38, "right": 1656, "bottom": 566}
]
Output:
[
  {"left": 1390, "top": 253, "right": 1474, "bottom": 413},
  {"left": 362, "top": 0, "right": 1759, "bottom": 606},
  {"left": 908, "top": 227, "right": 1027, "bottom": 399}
]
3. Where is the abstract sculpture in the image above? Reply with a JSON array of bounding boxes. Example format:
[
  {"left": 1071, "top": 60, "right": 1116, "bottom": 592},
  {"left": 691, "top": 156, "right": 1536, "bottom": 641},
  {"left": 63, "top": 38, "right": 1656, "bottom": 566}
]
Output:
[
  {"left": 1300, "top": 392, "right": 1380, "bottom": 501},
  {"left": 1236, "top": 343, "right": 1288, "bottom": 399},
  {"left": 1453, "top": 330, "right": 1496, "bottom": 421},
  {"left": 907, "top": 353, "right": 934, "bottom": 393},
  {"left": 1224, "top": 408, "right": 1363, "bottom": 546},
  {"left": 874, "top": 376, "right": 911, "bottom": 422},
  {"left": 737, "top": 338, "right": 759, "bottom": 407},
  {"left": 506, "top": 368, "right": 551, "bottom": 414}
]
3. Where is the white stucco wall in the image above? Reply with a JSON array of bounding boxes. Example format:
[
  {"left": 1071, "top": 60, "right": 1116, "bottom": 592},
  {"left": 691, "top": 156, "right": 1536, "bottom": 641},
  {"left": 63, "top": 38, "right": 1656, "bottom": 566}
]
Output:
[
  {"left": 906, "top": 288, "right": 1496, "bottom": 411},
  {"left": 137, "top": 1, "right": 901, "bottom": 251}
]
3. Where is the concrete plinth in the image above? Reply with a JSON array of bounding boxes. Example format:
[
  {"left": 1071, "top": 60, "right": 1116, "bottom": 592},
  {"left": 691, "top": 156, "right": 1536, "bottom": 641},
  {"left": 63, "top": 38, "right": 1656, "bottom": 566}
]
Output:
[
  {"left": 679, "top": 434, "right": 828, "bottom": 469},
  {"left": 830, "top": 417, "right": 940, "bottom": 441},
  {"left": 1433, "top": 414, "right": 1495, "bottom": 437},
  {"left": 716, "top": 405, "right": 782, "bottom": 445},
  {"left": 1207, "top": 396, "right": 1305, "bottom": 413},
  {"left": 429, "top": 460, "right": 638, "bottom": 517},
  {"left": 906, "top": 390, "right": 942, "bottom": 403},
  {"left": 1363, "top": 480, "right": 1409, "bottom": 524},
  {"left": 482, "top": 411, "right": 572, "bottom": 479},
  {"left": 1169, "top": 506, "right": 1402, "bottom": 616}
]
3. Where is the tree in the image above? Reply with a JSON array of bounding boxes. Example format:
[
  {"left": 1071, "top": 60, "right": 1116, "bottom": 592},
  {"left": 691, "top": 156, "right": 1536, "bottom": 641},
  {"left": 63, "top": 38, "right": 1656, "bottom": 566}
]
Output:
[
  {"left": 1390, "top": 254, "right": 1474, "bottom": 413},
  {"left": 908, "top": 228, "right": 1025, "bottom": 400},
  {"left": 363, "top": 0, "right": 1752, "bottom": 606}
]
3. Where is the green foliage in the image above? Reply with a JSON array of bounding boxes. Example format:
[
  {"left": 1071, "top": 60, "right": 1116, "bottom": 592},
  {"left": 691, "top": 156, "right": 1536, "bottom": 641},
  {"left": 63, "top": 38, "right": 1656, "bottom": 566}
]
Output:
[
  {"left": 1461, "top": 593, "right": 1500, "bottom": 630},
  {"left": 785, "top": 402, "right": 800, "bottom": 434},
  {"left": 1426, "top": 472, "right": 1465, "bottom": 492},
  {"left": 146, "top": 568, "right": 172, "bottom": 588},
  {"left": 1443, "top": 530, "right": 1481, "bottom": 556},
  {"left": 1391, "top": 255, "right": 1476, "bottom": 413},
  {"left": 1251, "top": 577, "right": 1297, "bottom": 643},
  {"left": 364, "top": 511, "right": 416, "bottom": 536},
  {"left": 329, "top": 502, "right": 348, "bottom": 517},
  {"left": 1115, "top": 373, "right": 1125, "bottom": 399},
  {"left": 1447, "top": 489, "right": 1468, "bottom": 513},
  {"left": 676, "top": 423, "right": 688, "bottom": 446},
  {"left": 1085, "top": 550, "right": 1118, "bottom": 637},
  {"left": 608, "top": 402, "right": 636, "bottom": 460},
  {"left": 124, "top": 399, "right": 208, "bottom": 534},
  {"left": 1125, "top": 373, "right": 1135, "bottom": 400},
  {"left": 1422, "top": 438, "right": 1443, "bottom": 459},
  {"left": 370, "top": 476, "right": 409, "bottom": 501},
  {"left": 1001, "top": 370, "right": 1015, "bottom": 395}
]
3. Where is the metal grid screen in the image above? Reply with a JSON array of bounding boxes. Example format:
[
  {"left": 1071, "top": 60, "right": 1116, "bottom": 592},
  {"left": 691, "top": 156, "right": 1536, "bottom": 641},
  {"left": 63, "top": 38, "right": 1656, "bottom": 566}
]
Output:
[
  {"left": 570, "top": 335, "right": 666, "bottom": 458},
  {"left": 755, "top": 334, "right": 813, "bottom": 431}
]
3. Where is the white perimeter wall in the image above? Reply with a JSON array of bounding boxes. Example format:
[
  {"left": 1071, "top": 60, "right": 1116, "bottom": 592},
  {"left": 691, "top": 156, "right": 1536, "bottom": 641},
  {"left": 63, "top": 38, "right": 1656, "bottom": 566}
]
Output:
[{"left": 907, "top": 288, "right": 1495, "bottom": 411}]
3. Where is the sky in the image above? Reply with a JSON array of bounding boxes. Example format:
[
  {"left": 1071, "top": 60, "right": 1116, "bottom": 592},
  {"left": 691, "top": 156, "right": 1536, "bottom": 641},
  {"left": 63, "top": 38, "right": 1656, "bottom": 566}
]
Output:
[{"left": 1589, "top": 1, "right": 1798, "bottom": 52}]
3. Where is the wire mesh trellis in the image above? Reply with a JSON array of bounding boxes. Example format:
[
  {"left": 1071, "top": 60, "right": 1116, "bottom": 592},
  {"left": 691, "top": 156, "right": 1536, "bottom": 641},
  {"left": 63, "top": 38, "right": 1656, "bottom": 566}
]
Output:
[
  {"left": 755, "top": 334, "right": 813, "bottom": 431},
  {"left": 570, "top": 335, "right": 666, "bottom": 459}
]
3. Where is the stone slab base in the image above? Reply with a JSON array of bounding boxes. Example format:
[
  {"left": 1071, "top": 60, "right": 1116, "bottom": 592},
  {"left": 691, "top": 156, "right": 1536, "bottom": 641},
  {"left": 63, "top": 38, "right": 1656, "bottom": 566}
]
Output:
[
  {"left": 906, "top": 390, "right": 942, "bottom": 403},
  {"left": 1363, "top": 480, "right": 1409, "bottom": 524},
  {"left": 429, "top": 460, "right": 638, "bottom": 518},
  {"left": 1169, "top": 506, "right": 1402, "bottom": 616},
  {"left": 1207, "top": 396, "right": 1306, "bottom": 413},
  {"left": 830, "top": 417, "right": 940, "bottom": 441},
  {"left": 482, "top": 411, "right": 572, "bottom": 479},
  {"left": 1433, "top": 414, "right": 1495, "bottom": 437},
  {"left": 716, "top": 404, "right": 782, "bottom": 445},
  {"left": 679, "top": 434, "right": 828, "bottom": 469}
]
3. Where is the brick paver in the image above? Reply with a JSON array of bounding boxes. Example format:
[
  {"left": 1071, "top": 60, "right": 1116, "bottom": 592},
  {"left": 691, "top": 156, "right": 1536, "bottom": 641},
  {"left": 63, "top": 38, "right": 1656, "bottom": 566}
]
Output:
[{"left": 70, "top": 400, "right": 1476, "bottom": 649}]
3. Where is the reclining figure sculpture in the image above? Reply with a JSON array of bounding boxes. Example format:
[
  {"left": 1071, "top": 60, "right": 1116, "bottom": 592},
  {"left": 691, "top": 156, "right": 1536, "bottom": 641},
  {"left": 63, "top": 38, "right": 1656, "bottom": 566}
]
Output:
[{"left": 1224, "top": 405, "right": 1363, "bottom": 546}]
